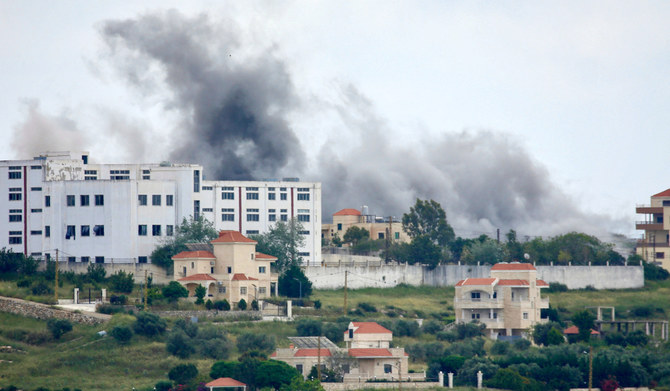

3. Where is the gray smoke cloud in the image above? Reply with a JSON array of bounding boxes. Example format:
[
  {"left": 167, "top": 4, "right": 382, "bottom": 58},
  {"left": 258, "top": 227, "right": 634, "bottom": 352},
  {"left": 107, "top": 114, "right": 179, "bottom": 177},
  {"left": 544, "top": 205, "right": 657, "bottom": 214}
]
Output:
[{"left": 100, "top": 10, "right": 305, "bottom": 180}]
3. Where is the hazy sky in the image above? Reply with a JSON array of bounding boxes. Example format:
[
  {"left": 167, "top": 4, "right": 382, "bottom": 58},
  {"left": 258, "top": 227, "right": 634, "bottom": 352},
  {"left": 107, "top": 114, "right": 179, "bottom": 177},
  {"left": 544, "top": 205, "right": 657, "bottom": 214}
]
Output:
[{"left": 1, "top": 1, "right": 669, "bottom": 239}]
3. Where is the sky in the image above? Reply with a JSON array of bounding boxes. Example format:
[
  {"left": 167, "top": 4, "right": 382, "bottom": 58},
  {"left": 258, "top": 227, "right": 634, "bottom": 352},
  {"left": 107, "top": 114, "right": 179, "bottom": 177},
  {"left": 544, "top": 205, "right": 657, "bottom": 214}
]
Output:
[{"left": 1, "top": 1, "right": 669, "bottom": 242}]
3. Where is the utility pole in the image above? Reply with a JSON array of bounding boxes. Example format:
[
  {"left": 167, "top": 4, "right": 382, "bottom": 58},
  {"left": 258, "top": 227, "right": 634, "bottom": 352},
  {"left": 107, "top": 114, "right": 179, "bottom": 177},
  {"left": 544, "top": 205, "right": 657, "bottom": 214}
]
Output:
[
  {"left": 496, "top": 228, "right": 500, "bottom": 243},
  {"left": 54, "top": 250, "right": 59, "bottom": 304},
  {"left": 588, "top": 345, "right": 593, "bottom": 391},
  {"left": 144, "top": 269, "right": 148, "bottom": 311},
  {"left": 343, "top": 271, "right": 348, "bottom": 316},
  {"left": 317, "top": 335, "right": 322, "bottom": 382},
  {"left": 398, "top": 359, "right": 402, "bottom": 391}
]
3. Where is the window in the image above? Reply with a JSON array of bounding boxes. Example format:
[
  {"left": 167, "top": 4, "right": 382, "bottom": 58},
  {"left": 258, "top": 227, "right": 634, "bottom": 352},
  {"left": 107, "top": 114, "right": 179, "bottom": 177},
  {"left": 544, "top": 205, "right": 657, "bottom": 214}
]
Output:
[
  {"left": 492, "top": 291, "right": 497, "bottom": 299},
  {"left": 656, "top": 252, "right": 664, "bottom": 259},
  {"left": 45, "top": 226, "right": 50, "bottom": 237},
  {"left": 227, "top": 267, "right": 232, "bottom": 274},
  {"left": 384, "top": 364, "right": 392, "bottom": 374},
  {"left": 349, "top": 329, "right": 354, "bottom": 339},
  {"left": 280, "top": 193, "right": 287, "bottom": 200},
  {"left": 268, "top": 214, "right": 276, "bottom": 222},
  {"left": 471, "top": 313, "right": 480, "bottom": 319},
  {"left": 66, "top": 225, "right": 76, "bottom": 239},
  {"left": 138, "top": 256, "right": 148, "bottom": 264},
  {"left": 9, "top": 193, "right": 21, "bottom": 201},
  {"left": 142, "top": 169, "right": 150, "bottom": 175},
  {"left": 31, "top": 187, "right": 42, "bottom": 191},
  {"left": 67, "top": 195, "right": 75, "bottom": 206},
  {"left": 45, "top": 195, "right": 51, "bottom": 207},
  {"left": 152, "top": 225, "right": 161, "bottom": 236},
  {"left": 378, "top": 232, "right": 385, "bottom": 239},
  {"left": 259, "top": 287, "right": 267, "bottom": 294},
  {"left": 268, "top": 193, "right": 276, "bottom": 200},
  {"left": 191, "top": 262, "right": 195, "bottom": 269},
  {"left": 470, "top": 292, "right": 481, "bottom": 300},
  {"left": 79, "top": 195, "right": 89, "bottom": 206},
  {"left": 493, "top": 312, "right": 498, "bottom": 319},
  {"left": 297, "top": 193, "right": 310, "bottom": 201},
  {"left": 296, "top": 364, "right": 303, "bottom": 374},
  {"left": 202, "top": 186, "right": 213, "bottom": 191},
  {"left": 9, "top": 237, "right": 22, "bottom": 244},
  {"left": 337, "top": 223, "right": 342, "bottom": 231},
  {"left": 31, "top": 208, "right": 42, "bottom": 213},
  {"left": 298, "top": 252, "right": 310, "bottom": 257},
  {"left": 246, "top": 192, "right": 259, "bottom": 200},
  {"left": 138, "top": 225, "right": 147, "bottom": 236},
  {"left": 222, "top": 191, "right": 235, "bottom": 200},
  {"left": 218, "top": 286, "right": 226, "bottom": 294},
  {"left": 109, "top": 169, "right": 130, "bottom": 180},
  {"left": 193, "top": 170, "right": 200, "bottom": 192},
  {"left": 166, "top": 225, "right": 174, "bottom": 236},
  {"left": 9, "top": 214, "right": 22, "bottom": 222},
  {"left": 30, "top": 230, "right": 42, "bottom": 235},
  {"left": 240, "top": 287, "right": 247, "bottom": 295},
  {"left": 68, "top": 257, "right": 76, "bottom": 263},
  {"left": 222, "top": 208, "right": 235, "bottom": 221},
  {"left": 95, "top": 194, "right": 104, "bottom": 206},
  {"left": 85, "top": 169, "right": 97, "bottom": 180},
  {"left": 95, "top": 256, "right": 104, "bottom": 264},
  {"left": 298, "top": 214, "right": 310, "bottom": 222},
  {"left": 259, "top": 266, "right": 266, "bottom": 274},
  {"left": 8, "top": 171, "right": 21, "bottom": 179},
  {"left": 81, "top": 225, "right": 90, "bottom": 237},
  {"left": 202, "top": 207, "right": 213, "bottom": 212},
  {"left": 152, "top": 195, "right": 161, "bottom": 206},
  {"left": 281, "top": 214, "right": 288, "bottom": 222},
  {"left": 138, "top": 194, "right": 147, "bottom": 205},
  {"left": 299, "top": 230, "right": 310, "bottom": 235},
  {"left": 247, "top": 208, "right": 259, "bottom": 222},
  {"left": 394, "top": 232, "right": 400, "bottom": 240},
  {"left": 94, "top": 225, "right": 105, "bottom": 236},
  {"left": 166, "top": 195, "right": 174, "bottom": 206},
  {"left": 81, "top": 256, "right": 89, "bottom": 263},
  {"left": 523, "top": 312, "right": 529, "bottom": 320},
  {"left": 246, "top": 187, "right": 259, "bottom": 191},
  {"left": 31, "top": 165, "right": 42, "bottom": 170},
  {"left": 194, "top": 200, "right": 200, "bottom": 220},
  {"left": 246, "top": 230, "right": 259, "bottom": 235},
  {"left": 9, "top": 231, "right": 21, "bottom": 235}
]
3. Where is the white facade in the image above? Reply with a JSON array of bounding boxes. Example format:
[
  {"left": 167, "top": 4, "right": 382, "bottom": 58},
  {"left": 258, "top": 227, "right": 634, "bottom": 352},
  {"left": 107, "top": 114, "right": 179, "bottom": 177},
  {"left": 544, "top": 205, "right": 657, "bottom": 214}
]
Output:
[{"left": 0, "top": 151, "right": 321, "bottom": 265}]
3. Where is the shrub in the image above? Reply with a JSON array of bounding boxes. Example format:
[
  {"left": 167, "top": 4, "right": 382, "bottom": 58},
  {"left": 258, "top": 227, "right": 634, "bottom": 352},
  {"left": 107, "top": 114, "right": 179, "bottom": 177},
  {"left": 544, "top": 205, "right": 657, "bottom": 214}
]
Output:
[
  {"left": 97, "top": 304, "right": 125, "bottom": 315},
  {"left": 513, "top": 338, "right": 531, "bottom": 350},
  {"left": 323, "top": 323, "right": 344, "bottom": 343},
  {"left": 455, "top": 322, "right": 485, "bottom": 340},
  {"left": 110, "top": 326, "right": 133, "bottom": 344},
  {"left": 422, "top": 319, "right": 443, "bottom": 335},
  {"left": 195, "top": 284, "right": 207, "bottom": 305},
  {"left": 133, "top": 312, "right": 167, "bottom": 337},
  {"left": 297, "top": 318, "right": 323, "bottom": 336},
  {"left": 214, "top": 299, "right": 230, "bottom": 311},
  {"left": 109, "top": 270, "right": 134, "bottom": 293},
  {"left": 236, "top": 333, "right": 275, "bottom": 354},
  {"left": 237, "top": 299, "right": 247, "bottom": 311},
  {"left": 174, "top": 318, "right": 198, "bottom": 338},
  {"left": 16, "top": 278, "right": 31, "bottom": 288},
  {"left": 198, "top": 337, "right": 232, "bottom": 359},
  {"left": 490, "top": 341, "right": 510, "bottom": 355},
  {"left": 109, "top": 295, "right": 128, "bottom": 305},
  {"left": 167, "top": 330, "right": 196, "bottom": 358},
  {"left": 154, "top": 381, "right": 172, "bottom": 391},
  {"left": 162, "top": 281, "right": 189, "bottom": 303},
  {"left": 205, "top": 299, "right": 213, "bottom": 310},
  {"left": 47, "top": 319, "right": 72, "bottom": 340},
  {"left": 547, "top": 282, "right": 568, "bottom": 292},
  {"left": 31, "top": 280, "right": 53, "bottom": 295},
  {"left": 314, "top": 300, "right": 322, "bottom": 309},
  {"left": 394, "top": 319, "right": 421, "bottom": 337},
  {"left": 86, "top": 264, "right": 107, "bottom": 283},
  {"left": 357, "top": 302, "right": 377, "bottom": 313},
  {"left": 437, "top": 331, "right": 457, "bottom": 342},
  {"left": 251, "top": 299, "right": 259, "bottom": 311},
  {"left": 168, "top": 363, "right": 198, "bottom": 385}
]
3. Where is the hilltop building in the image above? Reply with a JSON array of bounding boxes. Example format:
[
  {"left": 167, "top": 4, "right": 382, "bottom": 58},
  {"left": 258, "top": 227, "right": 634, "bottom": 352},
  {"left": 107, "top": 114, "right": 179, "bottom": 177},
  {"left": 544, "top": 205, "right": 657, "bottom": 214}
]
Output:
[
  {"left": 454, "top": 262, "right": 550, "bottom": 340},
  {"left": 321, "top": 207, "right": 410, "bottom": 245},
  {"left": 173, "top": 230, "right": 278, "bottom": 304},
  {"left": 636, "top": 189, "right": 670, "bottom": 270},
  {"left": 0, "top": 151, "right": 320, "bottom": 265},
  {"left": 271, "top": 322, "right": 417, "bottom": 382}
]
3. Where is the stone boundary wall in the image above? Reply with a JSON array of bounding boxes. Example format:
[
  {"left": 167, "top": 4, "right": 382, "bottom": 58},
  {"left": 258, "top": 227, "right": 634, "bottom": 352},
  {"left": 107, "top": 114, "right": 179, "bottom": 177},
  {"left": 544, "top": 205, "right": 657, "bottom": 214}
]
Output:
[
  {"left": 149, "top": 309, "right": 262, "bottom": 321},
  {"left": 322, "top": 382, "right": 441, "bottom": 390},
  {"left": 306, "top": 257, "right": 644, "bottom": 290},
  {"left": 39, "top": 261, "right": 173, "bottom": 284},
  {"left": 0, "top": 296, "right": 110, "bottom": 325}
]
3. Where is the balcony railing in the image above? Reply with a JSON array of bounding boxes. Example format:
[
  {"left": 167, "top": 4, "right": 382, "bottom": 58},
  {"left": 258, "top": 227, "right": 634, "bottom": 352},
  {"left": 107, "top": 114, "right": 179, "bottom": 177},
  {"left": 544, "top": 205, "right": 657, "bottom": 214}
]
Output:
[
  {"left": 635, "top": 221, "right": 664, "bottom": 230},
  {"left": 636, "top": 205, "right": 664, "bottom": 214},
  {"left": 454, "top": 298, "right": 504, "bottom": 309},
  {"left": 637, "top": 239, "right": 670, "bottom": 248}
]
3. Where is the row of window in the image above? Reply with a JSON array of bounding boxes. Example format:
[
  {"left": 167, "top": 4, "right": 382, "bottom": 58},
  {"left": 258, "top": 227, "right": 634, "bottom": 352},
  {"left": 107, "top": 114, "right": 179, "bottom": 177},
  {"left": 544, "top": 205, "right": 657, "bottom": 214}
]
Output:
[
  {"left": 221, "top": 192, "right": 310, "bottom": 201},
  {"left": 65, "top": 225, "right": 105, "bottom": 239},
  {"left": 58, "top": 256, "right": 149, "bottom": 264},
  {"left": 66, "top": 194, "right": 105, "bottom": 207},
  {"left": 138, "top": 194, "right": 174, "bottom": 206},
  {"left": 138, "top": 224, "right": 174, "bottom": 237}
]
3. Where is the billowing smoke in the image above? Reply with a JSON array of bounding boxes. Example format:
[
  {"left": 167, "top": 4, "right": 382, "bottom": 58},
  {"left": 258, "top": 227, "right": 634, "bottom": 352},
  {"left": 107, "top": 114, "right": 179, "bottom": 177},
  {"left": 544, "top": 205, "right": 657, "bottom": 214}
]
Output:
[
  {"left": 100, "top": 10, "right": 305, "bottom": 180},
  {"left": 10, "top": 101, "right": 90, "bottom": 158}
]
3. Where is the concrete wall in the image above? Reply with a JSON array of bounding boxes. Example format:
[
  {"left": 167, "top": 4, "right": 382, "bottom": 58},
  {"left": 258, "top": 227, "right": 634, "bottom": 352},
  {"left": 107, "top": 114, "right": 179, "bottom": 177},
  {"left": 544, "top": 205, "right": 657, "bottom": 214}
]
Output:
[
  {"left": 307, "top": 255, "right": 644, "bottom": 290},
  {"left": 0, "top": 296, "right": 110, "bottom": 325},
  {"left": 41, "top": 261, "right": 173, "bottom": 284},
  {"left": 321, "top": 382, "right": 441, "bottom": 390}
]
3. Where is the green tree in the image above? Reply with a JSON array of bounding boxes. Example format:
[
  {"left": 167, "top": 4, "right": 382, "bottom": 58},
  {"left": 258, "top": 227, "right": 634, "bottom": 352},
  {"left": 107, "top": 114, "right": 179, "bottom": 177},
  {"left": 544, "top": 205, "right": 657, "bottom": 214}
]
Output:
[
  {"left": 133, "top": 312, "right": 167, "bottom": 337},
  {"left": 210, "top": 361, "right": 240, "bottom": 380},
  {"left": 110, "top": 326, "right": 133, "bottom": 344},
  {"left": 162, "top": 281, "right": 189, "bottom": 303},
  {"left": 237, "top": 298, "right": 247, "bottom": 310},
  {"left": 86, "top": 264, "right": 107, "bottom": 283},
  {"left": 150, "top": 215, "right": 218, "bottom": 271},
  {"left": 280, "top": 377, "right": 325, "bottom": 391},
  {"left": 166, "top": 330, "right": 196, "bottom": 358},
  {"left": 572, "top": 310, "right": 596, "bottom": 342},
  {"left": 296, "top": 318, "right": 323, "bottom": 336},
  {"left": 47, "top": 319, "right": 72, "bottom": 340},
  {"left": 194, "top": 284, "right": 206, "bottom": 305},
  {"left": 236, "top": 333, "right": 276, "bottom": 354},
  {"left": 402, "top": 199, "right": 455, "bottom": 246},
  {"left": 168, "top": 363, "right": 198, "bottom": 385},
  {"left": 251, "top": 218, "right": 306, "bottom": 273},
  {"left": 253, "top": 360, "right": 301, "bottom": 390},
  {"left": 278, "top": 265, "right": 312, "bottom": 298},
  {"left": 343, "top": 226, "right": 370, "bottom": 246},
  {"left": 108, "top": 270, "right": 134, "bottom": 293},
  {"left": 462, "top": 237, "right": 509, "bottom": 265}
]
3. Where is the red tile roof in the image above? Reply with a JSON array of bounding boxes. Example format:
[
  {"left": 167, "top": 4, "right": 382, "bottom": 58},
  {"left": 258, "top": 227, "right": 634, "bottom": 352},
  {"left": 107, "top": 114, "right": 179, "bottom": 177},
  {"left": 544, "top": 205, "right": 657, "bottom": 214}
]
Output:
[
  {"left": 349, "top": 322, "right": 392, "bottom": 334},
  {"left": 206, "top": 377, "right": 247, "bottom": 387},
  {"left": 294, "top": 348, "right": 333, "bottom": 357},
  {"left": 537, "top": 279, "right": 549, "bottom": 287},
  {"left": 455, "top": 278, "right": 497, "bottom": 286},
  {"left": 255, "top": 252, "right": 277, "bottom": 261},
  {"left": 348, "top": 348, "right": 392, "bottom": 357},
  {"left": 652, "top": 189, "right": 670, "bottom": 197},
  {"left": 497, "top": 279, "right": 529, "bottom": 286},
  {"left": 211, "top": 230, "right": 257, "bottom": 244},
  {"left": 231, "top": 273, "right": 258, "bottom": 281},
  {"left": 334, "top": 208, "right": 362, "bottom": 216},
  {"left": 491, "top": 262, "right": 536, "bottom": 271},
  {"left": 172, "top": 250, "right": 215, "bottom": 259},
  {"left": 563, "top": 326, "right": 599, "bottom": 335},
  {"left": 178, "top": 273, "right": 217, "bottom": 282}
]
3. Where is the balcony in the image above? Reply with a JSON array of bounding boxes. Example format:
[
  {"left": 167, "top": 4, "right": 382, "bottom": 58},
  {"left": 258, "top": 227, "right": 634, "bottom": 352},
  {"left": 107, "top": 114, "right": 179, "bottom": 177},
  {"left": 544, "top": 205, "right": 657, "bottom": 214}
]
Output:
[
  {"left": 635, "top": 221, "right": 664, "bottom": 230},
  {"left": 636, "top": 205, "right": 664, "bottom": 214},
  {"left": 636, "top": 239, "right": 670, "bottom": 248},
  {"left": 454, "top": 298, "right": 504, "bottom": 309}
]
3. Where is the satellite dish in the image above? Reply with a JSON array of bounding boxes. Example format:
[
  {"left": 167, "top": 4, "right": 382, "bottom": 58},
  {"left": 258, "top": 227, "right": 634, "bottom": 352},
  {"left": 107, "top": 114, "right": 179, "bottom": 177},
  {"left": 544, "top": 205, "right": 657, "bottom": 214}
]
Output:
[{"left": 523, "top": 253, "right": 530, "bottom": 260}]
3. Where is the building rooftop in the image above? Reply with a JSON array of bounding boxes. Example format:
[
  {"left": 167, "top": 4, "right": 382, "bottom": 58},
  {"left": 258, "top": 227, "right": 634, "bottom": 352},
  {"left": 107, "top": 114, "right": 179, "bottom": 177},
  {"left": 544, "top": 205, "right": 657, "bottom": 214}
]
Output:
[
  {"left": 211, "top": 230, "right": 257, "bottom": 244},
  {"left": 231, "top": 273, "right": 258, "bottom": 281},
  {"left": 206, "top": 377, "right": 247, "bottom": 387},
  {"left": 334, "top": 208, "right": 362, "bottom": 216},
  {"left": 288, "top": 336, "right": 339, "bottom": 349},
  {"left": 255, "top": 252, "right": 277, "bottom": 261},
  {"left": 178, "top": 273, "right": 217, "bottom": 282},
  {"left": 348, "top": 348, "right": 392, "bottom": 357},
  {"left": 172, "top": 250, "right": 216, "bottom": 259},
  {"left": 348, "top": 322, "right": 392, "bottom": 334},
  {"left": 456, "top": 278, "right": 497, "bottom": 286},
  {"left": 653, "top": 189, "right": 670, "bottom": 197}
]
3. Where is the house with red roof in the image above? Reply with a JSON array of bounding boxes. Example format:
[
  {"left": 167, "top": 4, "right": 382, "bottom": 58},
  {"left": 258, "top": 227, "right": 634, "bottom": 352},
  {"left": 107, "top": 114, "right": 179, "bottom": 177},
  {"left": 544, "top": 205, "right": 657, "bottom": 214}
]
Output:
[
  {"left": 636, "top": 189, "right": 670, "bottom": 271},
  {"left": 271, "top": 321, "right": 417, "bottom": 382},
  {"left": 173, "top": 230, "right": 278, "bottom": 305},
  {"left": 454, "top": 262, "right": 550, "bottom": 340},
  {"left": 205, "top": 377, "right": 247, "bottom": 390},
  {"left": 321, "top": 207, "right": 410, "bottom": 245}
]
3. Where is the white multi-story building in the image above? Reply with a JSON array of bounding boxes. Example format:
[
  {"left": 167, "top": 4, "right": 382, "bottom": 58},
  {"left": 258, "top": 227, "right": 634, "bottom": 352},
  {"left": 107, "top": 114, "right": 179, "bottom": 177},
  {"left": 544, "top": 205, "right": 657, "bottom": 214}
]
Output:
[{"left": 0, "top": 151, "right": 321, "bottom": 265}]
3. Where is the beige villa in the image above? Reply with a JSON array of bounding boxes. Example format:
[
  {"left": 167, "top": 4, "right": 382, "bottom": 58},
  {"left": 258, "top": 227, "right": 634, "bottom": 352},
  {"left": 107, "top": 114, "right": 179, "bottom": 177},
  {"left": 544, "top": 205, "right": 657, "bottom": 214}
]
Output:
[
  {"left": 636, "top": 188, "right": 670, "bottom": 271},
  {"left": 454, "top": 262, "right": 550, "bottom": 339},
  {"left": 173, "top": 230, "right": 278, "bottom": 305},
  {"left": 271, "top": 322, "right": 420, "bottom": 382},
  {"left": 322, "top": 208, "right": 410, "bottom": 244}
]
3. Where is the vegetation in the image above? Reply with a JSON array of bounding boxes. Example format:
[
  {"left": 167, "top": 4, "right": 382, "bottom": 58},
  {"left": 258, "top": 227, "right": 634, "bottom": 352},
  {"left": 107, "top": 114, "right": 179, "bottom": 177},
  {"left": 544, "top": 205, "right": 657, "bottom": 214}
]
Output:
[
  {"left": 279, "top": 265, "right": 312, "bottom": 298},
  {"left": 150, "top": 216, "right": 218, "bottom": 272},
  {"left": 251, "top": 218, "right": 306, "bottom": 273}
]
